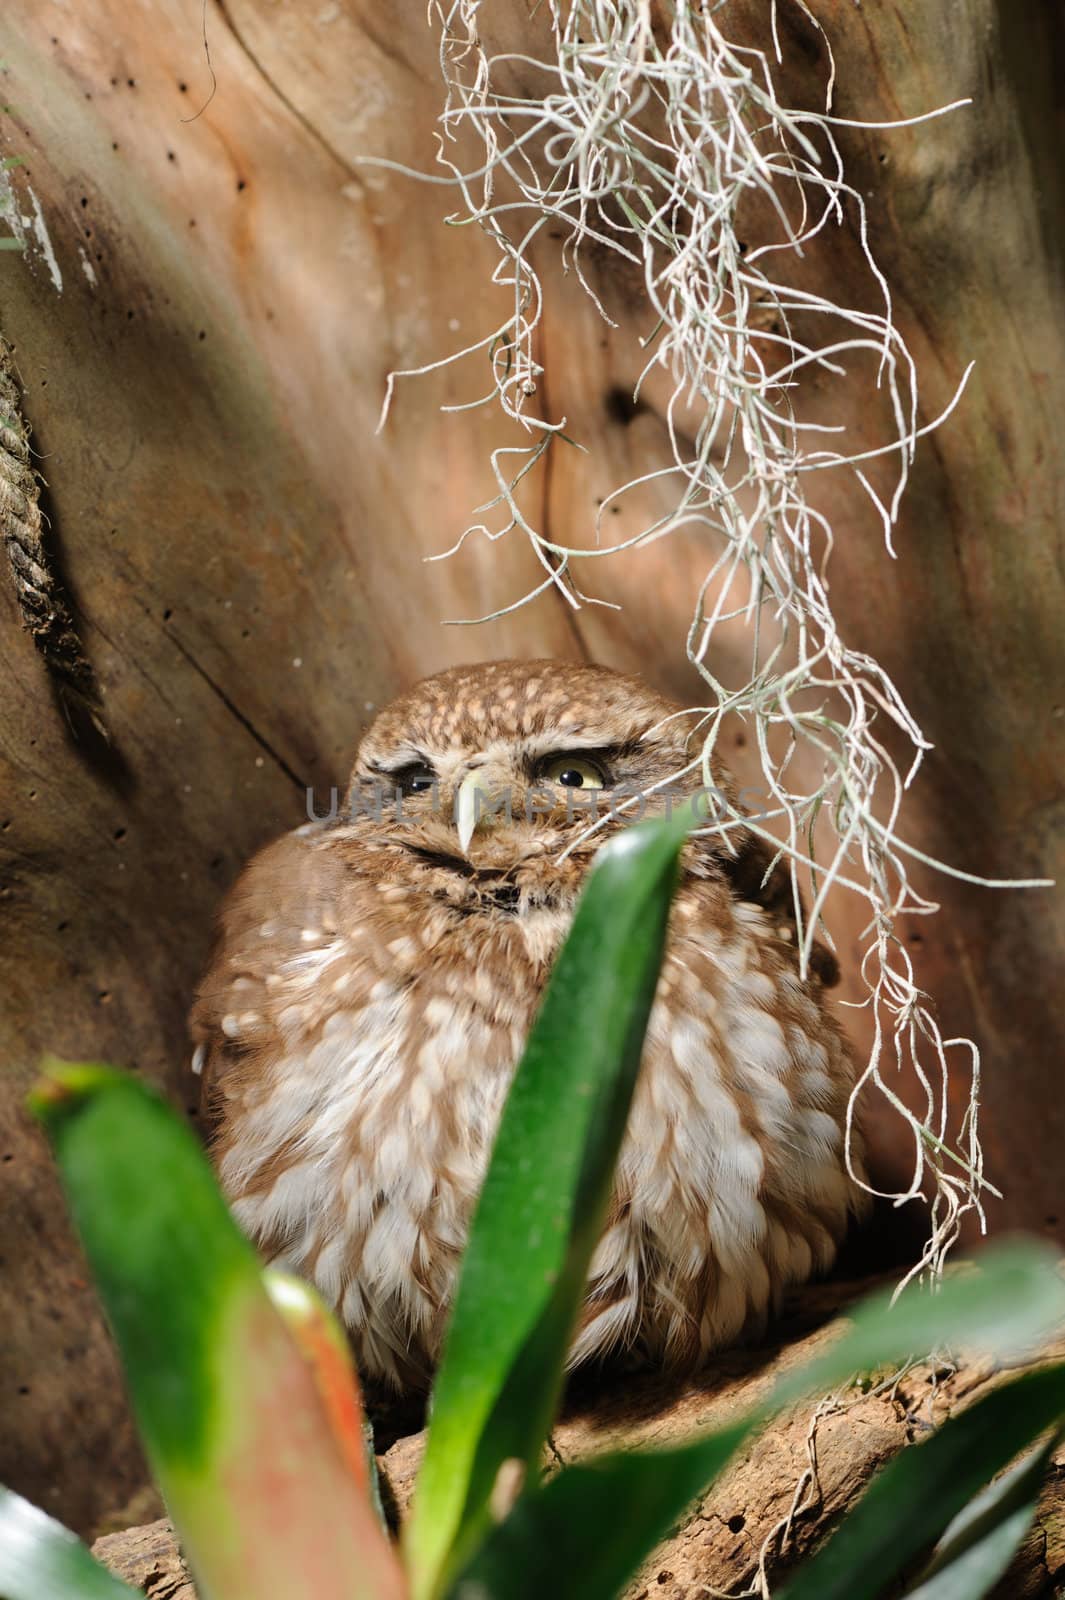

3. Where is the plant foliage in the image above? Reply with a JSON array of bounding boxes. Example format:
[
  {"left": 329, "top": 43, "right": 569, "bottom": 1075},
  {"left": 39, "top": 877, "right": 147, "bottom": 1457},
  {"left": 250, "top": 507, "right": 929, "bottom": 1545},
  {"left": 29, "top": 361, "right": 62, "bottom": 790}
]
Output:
[{"left": 8, "top": 815, "right": 1065, "bottom": 1600}]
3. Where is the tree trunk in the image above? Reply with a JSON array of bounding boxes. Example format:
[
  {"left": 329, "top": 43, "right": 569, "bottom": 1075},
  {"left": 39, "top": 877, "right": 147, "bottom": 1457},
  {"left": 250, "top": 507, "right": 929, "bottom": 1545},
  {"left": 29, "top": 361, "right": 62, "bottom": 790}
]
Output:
[{"left": 1, "top": 0, "right": 1061, "bottom": 1534}]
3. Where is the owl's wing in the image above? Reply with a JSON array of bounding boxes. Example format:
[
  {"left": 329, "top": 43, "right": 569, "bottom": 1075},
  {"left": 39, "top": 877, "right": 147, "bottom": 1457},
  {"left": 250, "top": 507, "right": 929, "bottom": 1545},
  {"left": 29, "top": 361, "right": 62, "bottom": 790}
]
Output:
[
  {"left": 189, "top": 822, "right": 350, "bottom": 1121},
  {"left": 719, "top": 827, "right": 840, "bottom": 987}
]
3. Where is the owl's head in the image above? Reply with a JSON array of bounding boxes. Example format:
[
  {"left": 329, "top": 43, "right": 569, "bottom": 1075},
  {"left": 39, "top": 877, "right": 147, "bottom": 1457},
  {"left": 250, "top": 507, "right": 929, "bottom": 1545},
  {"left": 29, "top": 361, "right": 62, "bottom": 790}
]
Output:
[{"left": 345, "top": 661, "right": 732, "bottom": 897}]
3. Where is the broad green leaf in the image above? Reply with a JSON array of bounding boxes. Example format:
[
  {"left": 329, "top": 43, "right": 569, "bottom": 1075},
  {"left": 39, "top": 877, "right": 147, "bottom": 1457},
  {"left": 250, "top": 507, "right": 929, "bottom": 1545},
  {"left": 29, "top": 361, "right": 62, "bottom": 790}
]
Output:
[
  {"left": 905, "top": 1504, "right": 1037, "bottom": 1600},
  {"left": 771, "top": 1239, "right": 1065, "bottom": 1411},
  {"left": 780, "top": 1364, "right": 1065, "bottom": 1600},
  {"left": 31, "top": 1063, "right": 407, "bottom": 1600},
  {"left": 451, "top": 1242, "right": 1065, "bottom": 1600},
  {"left": 903, "top": 1436, "right": 1058, "bottom": 1600},
  {"left": 0, "top": 1485, "right": 138, "bottom": 1600},
  {"left": 404, "top": 809, "right": 692, "bottom": 1600},
  {"left": 448, "top": 1420, "right": 752, "bottom": 1600}
]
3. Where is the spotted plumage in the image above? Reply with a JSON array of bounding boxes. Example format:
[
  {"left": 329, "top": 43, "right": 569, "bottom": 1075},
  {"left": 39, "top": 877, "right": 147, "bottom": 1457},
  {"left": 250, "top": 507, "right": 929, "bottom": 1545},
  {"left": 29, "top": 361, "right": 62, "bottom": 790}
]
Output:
[{"left": 191, "top": 660, "right": 866, "bottom": 1388}]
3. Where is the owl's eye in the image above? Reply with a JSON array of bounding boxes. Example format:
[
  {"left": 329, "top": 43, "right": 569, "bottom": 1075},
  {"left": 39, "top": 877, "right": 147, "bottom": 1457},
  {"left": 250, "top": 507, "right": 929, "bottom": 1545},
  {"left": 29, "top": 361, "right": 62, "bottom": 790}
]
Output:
[
  {"left": 393, "top": 763, "right": 437, "bottom": 796},
  {"left": 538, "top": 754, "right": 609, "bottom": 790}
]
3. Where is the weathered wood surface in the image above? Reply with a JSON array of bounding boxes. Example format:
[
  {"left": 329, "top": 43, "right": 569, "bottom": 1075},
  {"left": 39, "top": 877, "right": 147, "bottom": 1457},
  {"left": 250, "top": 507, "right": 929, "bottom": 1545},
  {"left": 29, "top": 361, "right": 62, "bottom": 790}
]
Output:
[
  {"left": 93, "top": 1282, "right": 1065, "bottom": 1598},
  {"left": 93, "top": 1518, "right": 195, "bottom": 1600},
  {"left": 0, "top": 0, "right": 1061, "bottom": 1533}
]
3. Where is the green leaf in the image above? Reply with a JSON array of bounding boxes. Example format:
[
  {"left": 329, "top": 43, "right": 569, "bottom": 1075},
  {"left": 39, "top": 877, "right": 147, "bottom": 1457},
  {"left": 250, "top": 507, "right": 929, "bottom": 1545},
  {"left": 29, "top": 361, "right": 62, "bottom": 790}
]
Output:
[
  {"left": 770, "top": 1239, "right": 1065, "bottom": 1411},
  {"left": 451, "top": 1242, "right": 1065, "bottom": 1600},
  {"left": 780, "top": 1364, "right": 1065, "bottom": 1600},
  {"left": 903, "top": 1435, "right": 1057, "bottom": 1600},
  {"left": 404, "top": 809, "right": 693, "bottom": 1600},
  {"left": 449, "top": 1420, "right": 752, "bottom": 1600},
  {"left": 0, "top": 1486, "right": 138, "bottom": 1600},
  {"left": 31, "top": 1062, "right": 406, "bottom": 1600}
]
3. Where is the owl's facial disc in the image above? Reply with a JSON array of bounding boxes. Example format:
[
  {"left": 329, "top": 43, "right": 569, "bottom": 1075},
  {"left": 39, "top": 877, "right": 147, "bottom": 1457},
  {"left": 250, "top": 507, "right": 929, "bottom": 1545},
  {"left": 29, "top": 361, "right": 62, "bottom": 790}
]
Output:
[
  {"left": 350, "top": 661, "right": 719, "bottom": 883},
  {"left": 452, "top": 748, "right": 616, "bottom": 854}
]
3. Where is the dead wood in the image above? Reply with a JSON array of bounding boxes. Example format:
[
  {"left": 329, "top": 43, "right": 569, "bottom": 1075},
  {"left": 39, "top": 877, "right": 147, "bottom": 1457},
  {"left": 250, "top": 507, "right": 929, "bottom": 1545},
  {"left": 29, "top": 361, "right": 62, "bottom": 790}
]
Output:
[{"left": 94, "top": 1280, "right": 1065, "bottom": 1599}]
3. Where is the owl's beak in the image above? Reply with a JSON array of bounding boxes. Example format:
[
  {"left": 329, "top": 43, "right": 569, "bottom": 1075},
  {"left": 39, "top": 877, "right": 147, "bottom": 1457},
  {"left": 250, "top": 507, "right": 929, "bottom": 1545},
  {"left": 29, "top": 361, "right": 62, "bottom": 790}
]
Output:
[{"left": 455, "top": 766, "right": 499, "bottom": 854}]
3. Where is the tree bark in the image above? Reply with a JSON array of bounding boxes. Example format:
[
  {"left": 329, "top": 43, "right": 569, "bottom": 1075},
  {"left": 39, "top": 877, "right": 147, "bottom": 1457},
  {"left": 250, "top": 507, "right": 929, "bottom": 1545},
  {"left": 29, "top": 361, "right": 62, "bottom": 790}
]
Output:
[
  {"left": 0, "top": 0, "right": 1061, "bottom": 1533},
  {"left": 92, "top": 1520, "right": 195, "bottom": 1600},
  {"left": 92, "top": 1282, "right": 1065, "bottom": 1598}
]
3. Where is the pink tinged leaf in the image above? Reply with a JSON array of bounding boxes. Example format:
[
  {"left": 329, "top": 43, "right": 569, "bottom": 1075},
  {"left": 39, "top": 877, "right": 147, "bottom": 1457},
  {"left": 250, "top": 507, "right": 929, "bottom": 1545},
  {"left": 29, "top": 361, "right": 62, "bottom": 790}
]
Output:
[
  {"left": 30, "top": 1064, "right": 408, "bottom": 1600},
  {"left": 265, "top": 1271, "right": 374, "bottom": 1499},
  {"left": 175, "top": 1286, "right": 408, "bottom": 1600}
]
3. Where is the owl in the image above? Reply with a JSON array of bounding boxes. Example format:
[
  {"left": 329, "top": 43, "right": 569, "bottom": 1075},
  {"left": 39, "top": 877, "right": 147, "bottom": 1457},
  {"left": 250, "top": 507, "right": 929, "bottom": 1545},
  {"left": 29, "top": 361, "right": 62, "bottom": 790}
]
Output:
[{"left": 191, "top": 660, "right": 866, "bottom": 1389}]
